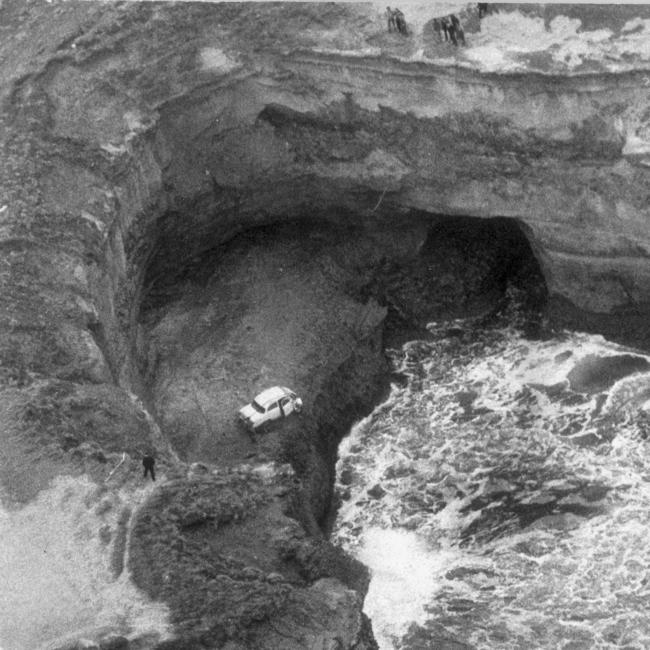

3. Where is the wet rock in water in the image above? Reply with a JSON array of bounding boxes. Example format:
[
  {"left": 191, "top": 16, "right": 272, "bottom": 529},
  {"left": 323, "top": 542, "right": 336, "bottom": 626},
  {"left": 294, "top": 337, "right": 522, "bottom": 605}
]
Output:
[
  {"left": 559, "top": 392, "right": 590, "bottom": 407},
  {"left": 338, "top": 487, "right": 352, "bottom": 501},
  {"left": 404, "top": 341, "right": 435, "bottom": 360},
  {"left": 554, "top": 350, "right": 573, "bottom": 363},
  {"left": 603, "top": 618, "right": 639, "bottom": 645},
  {"left": 518, "top": 492, "right": 556, "bottom": 505},
  {"left": 444, "top": 327, "right": 465, "bottom": 338},
  {"left": 527, "top": 381, "right": 568, "bottom": 399},
  {"left": 512, "top": 537, "right": 556, "bottom": 557},
  {"left": 570, "top": 431, "right": 606, "bottom": 446},
  {"left": 483, "top": 477, "right": 515, "bottom": 496},
  {"left": 402, "top": 513, "right": 427, "bottom": 530},
  {"left": 635, "top": 409, "right": 650, "bottom": 439},
  {"left": 580, "top": 484, "right": 610, "bottom": 501},
  {"left": 567, "top": 354, "right": 650, "bottom": 394},
  {"left": 446, "top": 597, "right": 478, "bottom": 613},
  {"left": 445, "top": 566, "right": 495, "bottom": 581},
  {"left": 591, "top": 393, "right": 608, "bottom": 418},
  {"left": 367, "top": 484, "right": 386, "bottom": 499},
  {"left": 526, "top": 512, "right": 584, "bottom": 531},
  {"left": 383, "top": 460, "right": 415, "bottom": 479},
  {"left": 339, "top": 467, "right": 356, "bottom": 486},
  {"left": 454, "top": 390, "right": 478, "bottom": 412}
]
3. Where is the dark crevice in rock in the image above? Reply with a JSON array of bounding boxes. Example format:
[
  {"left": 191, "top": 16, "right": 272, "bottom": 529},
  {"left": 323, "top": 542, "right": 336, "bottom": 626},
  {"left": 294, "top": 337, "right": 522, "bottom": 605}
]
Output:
[
  {"left": 87, "top": 320, "right": 118, "bottom": 384},
  {"left": 364, "top": 213, "right": 548, "bottom": 346}
]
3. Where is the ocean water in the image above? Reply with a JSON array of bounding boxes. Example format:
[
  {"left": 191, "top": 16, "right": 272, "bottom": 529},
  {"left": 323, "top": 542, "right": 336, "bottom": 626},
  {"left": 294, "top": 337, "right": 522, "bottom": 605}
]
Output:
[{"left": 333, "top": 322, "right": 650, "bottom": 650}]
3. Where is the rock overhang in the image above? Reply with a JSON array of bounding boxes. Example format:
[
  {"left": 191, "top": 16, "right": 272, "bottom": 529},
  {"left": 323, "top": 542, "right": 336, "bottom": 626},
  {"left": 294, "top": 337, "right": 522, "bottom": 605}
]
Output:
[
  {"left": 6, "top": 3, "right": 650, "bottom": 312},
  {"left": 3, "top": 3, "right": 650, "bottom": 440},
  {"left": 148, "top": 51, "right": 649, "bottom": 316}
]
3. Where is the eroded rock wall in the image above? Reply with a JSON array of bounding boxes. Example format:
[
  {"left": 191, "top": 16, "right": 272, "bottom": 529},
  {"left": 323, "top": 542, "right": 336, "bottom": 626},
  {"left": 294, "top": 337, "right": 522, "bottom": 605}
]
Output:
[
  {"left": 161, "top": 60, "right": 650, "bottom": 317},
  {"left": 4, "top": 3, "right": 649, "bottom": 382}
]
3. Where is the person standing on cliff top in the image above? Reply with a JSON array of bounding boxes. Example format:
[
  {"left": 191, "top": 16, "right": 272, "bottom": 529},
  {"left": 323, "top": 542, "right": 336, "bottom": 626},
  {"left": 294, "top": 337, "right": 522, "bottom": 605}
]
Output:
[
  {"left": 447, "top": 14, "right": 464, "bottom": 46},
  {"left": 142, "top": 453, "right": 156, "bottom": 481},
  {"left": 386, "top": 6, "right": 396, "bottom": 32},
  {"left": 440, "top": 16, "right": 450, "bottom": 42},
  {"left": 432, "top": 18, "right": 443, "bottom": 42},
  {"left": 394, "top": 8, "right": 407, "bottom": 35},
  {"left": 450, "top": 14, "right": 466, "bottom": 46}
]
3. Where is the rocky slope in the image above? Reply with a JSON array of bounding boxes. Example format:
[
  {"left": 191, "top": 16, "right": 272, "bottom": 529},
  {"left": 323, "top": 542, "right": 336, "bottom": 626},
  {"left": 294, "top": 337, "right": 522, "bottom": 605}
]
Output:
[{"left": 0, "top": 2, "right": 649, "bottom": 648}]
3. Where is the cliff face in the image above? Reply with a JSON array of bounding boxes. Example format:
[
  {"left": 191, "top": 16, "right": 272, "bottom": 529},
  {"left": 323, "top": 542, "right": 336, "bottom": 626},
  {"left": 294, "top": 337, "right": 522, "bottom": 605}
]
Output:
[
  {"left": 1, "top": 1, "right": 650, "bottom": 648},
  {"left": 3, "top": 1, "right": 649, "bottom": 390}
]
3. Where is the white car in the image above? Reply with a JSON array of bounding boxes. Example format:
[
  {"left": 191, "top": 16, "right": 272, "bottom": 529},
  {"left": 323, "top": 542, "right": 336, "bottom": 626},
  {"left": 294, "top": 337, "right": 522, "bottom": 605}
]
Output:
[{"left": 239, "top": 386, "right": 303, "bottom": 430}]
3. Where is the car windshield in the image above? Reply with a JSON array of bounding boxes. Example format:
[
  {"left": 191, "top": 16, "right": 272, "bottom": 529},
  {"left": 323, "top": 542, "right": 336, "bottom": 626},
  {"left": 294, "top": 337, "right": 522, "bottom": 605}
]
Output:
[{"left": 251, "top": 400, "right": 265, "bottom": 413}]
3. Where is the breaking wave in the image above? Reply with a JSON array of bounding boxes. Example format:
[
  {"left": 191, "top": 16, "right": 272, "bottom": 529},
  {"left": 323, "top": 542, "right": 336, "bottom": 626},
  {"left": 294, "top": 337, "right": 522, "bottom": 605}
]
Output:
[{"left": 333, "top": 322, "right": 650, "bottom": 649}]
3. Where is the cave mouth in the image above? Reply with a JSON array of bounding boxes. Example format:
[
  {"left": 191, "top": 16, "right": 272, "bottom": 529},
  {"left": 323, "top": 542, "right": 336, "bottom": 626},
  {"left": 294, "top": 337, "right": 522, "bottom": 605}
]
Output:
[
  {"left": 366, "top": 213, "right": 548, "bottom": 346},
  {"left": 136, "top": 209, "right": 547, "bottom": 467},
  {"left": 137, "top": 210, "right": 547, "bottom": 350}
]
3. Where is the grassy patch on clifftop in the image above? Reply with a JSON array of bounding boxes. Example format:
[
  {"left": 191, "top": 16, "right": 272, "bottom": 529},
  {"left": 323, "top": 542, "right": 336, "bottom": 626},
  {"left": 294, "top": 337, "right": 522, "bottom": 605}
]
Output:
[
  {"left": 129, "top": 464, "right": 372, "bottom": 647},
  {"left": 129, "top": 472, "right": 288, "bottom": 644}
]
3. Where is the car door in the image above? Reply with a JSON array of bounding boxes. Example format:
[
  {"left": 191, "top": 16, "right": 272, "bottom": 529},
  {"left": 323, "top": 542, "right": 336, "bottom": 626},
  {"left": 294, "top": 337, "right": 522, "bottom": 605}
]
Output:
[
  {"left": 279, "top": 395, "right": 292, "bottom": 416},
  {"left": 266, "top": 401, "right": 280, "bottom": 421}
]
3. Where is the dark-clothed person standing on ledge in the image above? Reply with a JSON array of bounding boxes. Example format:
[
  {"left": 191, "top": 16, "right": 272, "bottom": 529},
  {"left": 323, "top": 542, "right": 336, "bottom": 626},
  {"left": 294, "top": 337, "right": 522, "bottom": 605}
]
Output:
[
  {"left": 386, "top": 6, "right": 396, "bottom": 32},
  {"left": 143, "top": 454, "right": 156, "bottom": 481}
]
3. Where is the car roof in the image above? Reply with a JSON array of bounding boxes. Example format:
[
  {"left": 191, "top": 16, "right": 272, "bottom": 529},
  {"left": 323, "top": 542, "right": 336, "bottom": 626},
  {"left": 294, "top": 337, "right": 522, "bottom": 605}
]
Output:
[{"left": 254, "top": 386, "right": 294, "bottom": 405}]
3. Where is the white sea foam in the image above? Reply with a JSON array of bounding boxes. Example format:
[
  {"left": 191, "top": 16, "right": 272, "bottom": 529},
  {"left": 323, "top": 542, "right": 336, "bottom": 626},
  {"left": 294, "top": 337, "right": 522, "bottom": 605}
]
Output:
[
  {"left": 334, "top": 327, "right": 650, "bottom": 648},
  {"left": 356, "top": 527, "right": 466, "bottom": 649}
]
